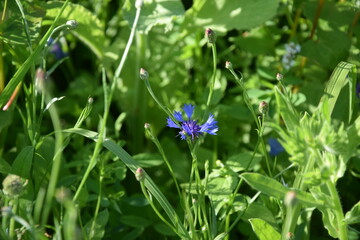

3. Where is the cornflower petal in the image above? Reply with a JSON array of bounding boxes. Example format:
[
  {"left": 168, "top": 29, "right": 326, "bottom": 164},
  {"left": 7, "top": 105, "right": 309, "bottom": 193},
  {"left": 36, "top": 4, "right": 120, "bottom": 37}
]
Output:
[
  {"left": 173, "top": 111, "right": 183, "bottom": 122},
  {"left": 183, "top": 104, "right": 195, "bottom": 119},
  {"left": 167, "top": 117, "right": 180, "bottom": 128},
  {"left": 200, "top": 114, "right": 218, "bottom": 135}
]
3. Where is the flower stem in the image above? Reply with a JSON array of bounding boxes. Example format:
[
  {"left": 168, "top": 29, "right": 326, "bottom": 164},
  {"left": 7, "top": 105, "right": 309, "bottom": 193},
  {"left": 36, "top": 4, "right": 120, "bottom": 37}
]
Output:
[
  {"left": 205, "top": 43, "right": 217, "bottom": 108},
  {"left": 73, "top": 3, "right": 142, "bottom": 202}
]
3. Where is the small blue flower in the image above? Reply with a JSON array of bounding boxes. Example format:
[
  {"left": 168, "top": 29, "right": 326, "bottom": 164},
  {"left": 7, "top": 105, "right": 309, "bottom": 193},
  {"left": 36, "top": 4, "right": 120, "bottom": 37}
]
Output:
[
  {"left": 356, "top": 83, "right": 360, "bottom": 99},
  {"left": 47, "top": 38, "right": 68, "bottom": 59},
  {"left": 268, "top": 138, "right": 285, "bottom": 156},
  {"left": 167, "top": 104, "right": 218, "bottom": 140}
]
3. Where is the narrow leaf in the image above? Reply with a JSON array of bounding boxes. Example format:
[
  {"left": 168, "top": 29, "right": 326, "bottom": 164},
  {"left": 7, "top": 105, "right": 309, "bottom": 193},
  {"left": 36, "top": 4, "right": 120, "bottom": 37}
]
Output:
[{"left": 10, "top": 146, "right": 34, "bottom": 179}]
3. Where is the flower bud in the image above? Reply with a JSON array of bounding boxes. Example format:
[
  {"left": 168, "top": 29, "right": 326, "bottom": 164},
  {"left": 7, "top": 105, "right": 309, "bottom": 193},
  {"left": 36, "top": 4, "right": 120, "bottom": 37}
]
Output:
[
  {"left": 1, "top": 206, "right": 12, "bottom": 217},
  {"left": 276, "top": 73, "right": 283, "bottom": 81},
  {"left": 225, "top": 61, "right": 232, "bottom": 70},
  {"left": 139, "top": 68, "right": 149, "bottom": 80},
  {"left": 216, "top": 160, "right": 224, "bottom": 168},
  {"left": 135, "top": 168, "right": 145, "bottom": 181},
  {"left": 144, "top": 123, "right": 150, "bottom": 129},
  {"left": 88, "top": 97, "right": 94, "bottom": 105},
  {"left": 55, "top": 187, "right": 71, "bottom": 204},
  {"left": 35, "top": 68, "right": 46, "bottom": 93},
  {"left": 205, "top": 28, "right": 216, "bottom": 44},
  {"left": 258, "top": 101, "right": 268, "bottom": 115},
  {"left": 66, "top": 20, "right": 78, "bottom": 30},
  {"left": 286, "top": 232, "right": 294, "bottom": 240},
  {"left": 2, "top": 174, "right": 26, "bottom": 198},
  {"left": 135, "top": 0, "right": 143, "bottom": 9},
  {"left": 284, "top": 191, "right": 297, "bottom": 207}
]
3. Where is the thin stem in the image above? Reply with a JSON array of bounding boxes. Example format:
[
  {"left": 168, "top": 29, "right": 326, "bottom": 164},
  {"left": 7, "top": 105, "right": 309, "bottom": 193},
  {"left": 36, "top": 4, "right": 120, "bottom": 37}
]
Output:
[
  {"left": 140, "top": 181, "right": 177, "bottom": 234},
  {"left": 205, "top": 43, "right": 217, "bottom": 108},
  {"left": 73, "top": 3, "right": 142, "bottom": 201},
  {"left": 89, "top": 160, "right": 104, "bottom": 238}
]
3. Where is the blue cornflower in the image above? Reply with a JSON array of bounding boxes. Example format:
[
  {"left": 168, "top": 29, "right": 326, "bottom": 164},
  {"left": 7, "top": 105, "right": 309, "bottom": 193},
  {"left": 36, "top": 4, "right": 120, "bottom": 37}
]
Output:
[
  {"left": 47, "top": 38, "right": 68, "bottom": 59},
  {"left": 167, "top": 104, "right": 218, "bottom": 140},
  {"left": 268, "top": 138, "right": 285, "bottom": 156}
]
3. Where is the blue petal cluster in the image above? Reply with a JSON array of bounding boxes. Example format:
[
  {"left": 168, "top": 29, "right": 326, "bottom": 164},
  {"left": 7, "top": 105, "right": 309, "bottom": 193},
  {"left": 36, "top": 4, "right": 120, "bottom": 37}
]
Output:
[
  {"left": 268, "top": 138, "right": 285, "bottom": 156},
  {"left": 167, "top": 104, "right": 218, "bottom": 140}
]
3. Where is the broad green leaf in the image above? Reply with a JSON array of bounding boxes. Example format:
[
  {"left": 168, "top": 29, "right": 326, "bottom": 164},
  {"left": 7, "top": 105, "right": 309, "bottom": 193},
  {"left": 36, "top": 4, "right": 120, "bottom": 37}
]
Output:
[
  {"left": 11, "top": 146, "right": 35, "bottom": 179},
  {"left": 242, "top": 202, "right": 277, "bottom": 226},
  {"left": 122, "top": 0, "right": 185, "bottom": 34},
  {"left": 84, "top": 209, "right": 109, "bottom": 240},
  {"left": 318, "top": 61, "right": 357, "bottom": 123},
  {"left": 241, "top": 173, "right": 324, "bottom": 207},
  {"left": 133, "top": 153, "right": 164, "bottom": 167},
  {"left": 225, "top": 152, "right": 262, "bottom": 172},
  {"left": 188, "top": 0, "right": 278, "bottom": 31},
  {"left": 154, "top": 222, "right": 176, "bottom": 236},
  {"left": 249, "top": 218, "right": 280, "bottom": 240},
  {"left": 42, "top": 1, "right": 105, "bottom": 60},
  {"left": 344, "top": 201, "right": 360, "bottom": 225},
  {"left": 318, "top": 207, "right": 338, "bottom": 239},
  {"left": 63, "top": 128, "right": 191, "bottom": 239},
  {"left": 0, "top": 0, "right": 70, "bottom": 108}
]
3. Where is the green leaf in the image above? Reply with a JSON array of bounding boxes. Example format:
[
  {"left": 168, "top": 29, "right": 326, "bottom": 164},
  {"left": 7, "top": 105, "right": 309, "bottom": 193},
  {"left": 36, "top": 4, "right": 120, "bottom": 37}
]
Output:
[
  {"left": 344, "top": 201, "right": 360, "bottom": 225},
  {"left": 11, "top": 146, "right": 34, "bottom": 179},
  {"left": 0, "top": 158, "right": 11, "bottom": 174},
  {"left": 122, "top": 0, "right": 185, "bottom": 34},
  {"left": 241, "top": 173, "right": 324, "bottom": 207},
  {"left": 274, "top": 86, "right": 299, "bottom": 132},
  {"left": 188, "top": 0, "right": 279, "bottom": 31},
  {"left": 318, "top": 61, "right": 357, "bottom": 123},
  {"left": 120, "top": 215, "right": 152, "bottom": 228},
  {"left": 42, "top": 1, "right": 105, "bottom": 60},
  {"left": 249, "top": 218, "right": 281, "bottom": 240},
  {"left": 84, "top": 209, "right": 109, "bottom": 240},
  {"left": 63, "top": 128, "right": 191, "bottom": 239},
  {"left": 132, "top": 153, "right": 164, "bottom": 167},
  {"left": 225, "top": 153, "right": 262, "bottom": 172}
]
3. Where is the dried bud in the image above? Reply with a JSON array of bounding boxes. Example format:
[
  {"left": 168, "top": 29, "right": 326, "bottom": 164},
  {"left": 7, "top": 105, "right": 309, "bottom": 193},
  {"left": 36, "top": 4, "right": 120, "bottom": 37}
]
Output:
[
  {"left": 205, "top": 28, "right": 216, "bottom": 44},
  {"left": 2, "top": 174, "right": 26, "bottom": 198},
  {"left": 276, "top": 73, "right": 283, "bottom": 81},
  {"left": 284, "top": 191, "right": 297, "bottom": 207},
  {"left": 258, "top": 101, "right": 268, "bottom": 115},
  {"left": 135, "top": 0, "right": 143, "bottom": 8},
  {"left": 225, "top": 61, "right": 232, "bottom": 70},
  {"left": 66, "top": 20, "right": 78, "bottom": 30},
  {"left": 135, "top": 168, "right": 145, "bottom": 181},
  {"left": 1, "top": 206, "right": 12, "bottom": 217},
  {"left": 55, "top": 187, "right": 71, "bottom": 204},
  {"left": 139, "top": 68, "right": 149, "bottom": 80},
  {"left": 286, "top": 232, "right": 294, "bottom": 240}
]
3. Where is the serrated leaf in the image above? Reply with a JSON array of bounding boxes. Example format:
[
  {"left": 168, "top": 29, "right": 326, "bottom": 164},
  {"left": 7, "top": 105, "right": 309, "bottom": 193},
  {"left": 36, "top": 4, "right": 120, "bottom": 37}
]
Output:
[
  {"left": 249, "top": 218, "right": 281, "bottom": 240},
  {"left": 344, "top": 201, "right": 360, "bottom": 225},
  {"left": 123, "top": 0, "right": 185, "bottom": 34},
  {"left": 241, "top": 173, "right": 324, "bottom": 207},
  {"left": 189, "top": 0, "right": 278, "bottom": 31},
  {"left": 42, "top": 1, "right": 105, "bottom": 59}
]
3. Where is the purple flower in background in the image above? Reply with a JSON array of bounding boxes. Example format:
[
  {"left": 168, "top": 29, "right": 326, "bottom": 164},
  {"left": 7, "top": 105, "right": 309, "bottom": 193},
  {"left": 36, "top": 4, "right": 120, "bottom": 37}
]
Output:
[
  {"left": 268, "top": 138, "right": 285, "bottom": 156},
  {"left": 356, "top": 83, "right": 360, "bottom": 99},
  {"left": 167, "top": 104, "right": 218, "bottom": 140},
  {"left": 47, "top": 38, "right": 68, "bottom": 59},
  {"left": 282, "top": 42, "right": 301, "bottom": 70}
]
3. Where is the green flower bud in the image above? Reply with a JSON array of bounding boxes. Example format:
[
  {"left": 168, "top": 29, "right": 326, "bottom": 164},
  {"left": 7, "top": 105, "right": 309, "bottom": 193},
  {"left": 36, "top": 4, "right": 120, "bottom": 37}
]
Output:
[
  {"left": 2, "top": 174, "right": 26, "bottom": 198},
  {"left": 205, "top": 28, "right": 216, "bottom": 44},
  {"left": 276, "top": 73, "right": 283, "bottom": 81},
  {"left": 139, "top": 68, "right": 149, "bottom": 81},
  {"left": 135, "top": 168, "right": 145, "bottom": 181},
  {"left": 284, "top": 191, "right": 297, "bottom": 207},
  {"left": 225, "top": 61, "right": 232, "bottom": 70},
  {"left": 66, "top": 20, "right": 78, "bottom": 30}
]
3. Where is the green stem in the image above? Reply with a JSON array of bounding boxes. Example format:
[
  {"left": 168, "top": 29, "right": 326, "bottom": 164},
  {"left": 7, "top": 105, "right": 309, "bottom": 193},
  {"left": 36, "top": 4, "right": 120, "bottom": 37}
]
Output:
[
  {"left": 140, "top": 181, "right": 177, "bottom": 234},
  {"left": 73, "top": 3, "right": 142, "bottom": 201},
  {"left": 327, "top": 181, "right": 348, "bottom": 240},
  {"left": 9, "top": 199, "right": 18, "bottom": 239},
  {"left": 89, "top": 160, "right": 104, "bottom": 238},
  {"left": 205, "top": 43, "right": 217, "bottom": 108}
]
